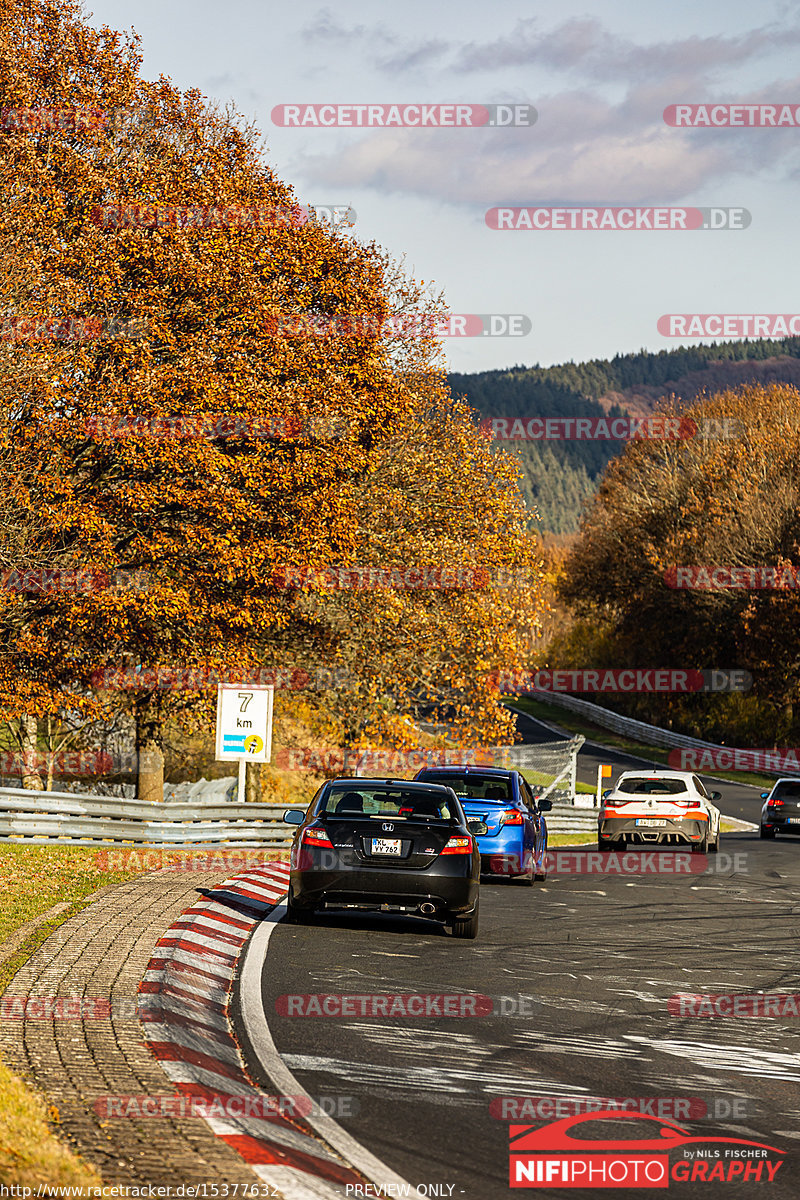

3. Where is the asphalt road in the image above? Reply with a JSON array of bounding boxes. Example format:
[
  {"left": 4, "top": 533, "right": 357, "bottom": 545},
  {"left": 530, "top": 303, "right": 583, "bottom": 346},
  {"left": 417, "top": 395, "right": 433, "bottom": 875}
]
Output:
[{"left": 243, "top": 712, "right": 800, "bottom": 1198}]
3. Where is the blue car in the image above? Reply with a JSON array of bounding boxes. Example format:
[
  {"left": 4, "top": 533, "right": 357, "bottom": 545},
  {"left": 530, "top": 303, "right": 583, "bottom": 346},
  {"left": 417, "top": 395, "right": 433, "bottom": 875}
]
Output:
[{"left": 413, "top": 766, "right": 551, "bottom": 884}]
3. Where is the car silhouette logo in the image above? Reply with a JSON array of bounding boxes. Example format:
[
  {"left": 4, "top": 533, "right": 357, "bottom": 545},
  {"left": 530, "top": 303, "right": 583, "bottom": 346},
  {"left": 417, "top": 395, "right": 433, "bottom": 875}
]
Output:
[{"left": 510, "top": 1109, "right": 783, "bottom": 1154}]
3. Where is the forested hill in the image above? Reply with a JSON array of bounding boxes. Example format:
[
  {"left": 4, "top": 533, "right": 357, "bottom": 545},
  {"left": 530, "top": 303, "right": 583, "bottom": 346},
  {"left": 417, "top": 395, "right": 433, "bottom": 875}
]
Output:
[{"left": 449, "top": 337, "right": 800, "bottom": 534}]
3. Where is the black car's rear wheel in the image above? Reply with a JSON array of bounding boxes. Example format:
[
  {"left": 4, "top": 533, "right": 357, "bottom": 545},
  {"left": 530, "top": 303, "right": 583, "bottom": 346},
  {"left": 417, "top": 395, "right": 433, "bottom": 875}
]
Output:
[
  {"left": 760, "top": 825, "right": 776, "bottom": 839},
  {"left": 451, "top": 899, "right": 479, "bottom": 940},
  {"left": 285, "top": 887, "right": 316, "bottom": 925}
]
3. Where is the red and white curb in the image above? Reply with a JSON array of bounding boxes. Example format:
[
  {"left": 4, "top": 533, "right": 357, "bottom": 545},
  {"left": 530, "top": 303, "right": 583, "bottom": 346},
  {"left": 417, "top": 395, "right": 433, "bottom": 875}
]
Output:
[{"left": 139, "top": 863, "right": 368, "bottom": 1199}]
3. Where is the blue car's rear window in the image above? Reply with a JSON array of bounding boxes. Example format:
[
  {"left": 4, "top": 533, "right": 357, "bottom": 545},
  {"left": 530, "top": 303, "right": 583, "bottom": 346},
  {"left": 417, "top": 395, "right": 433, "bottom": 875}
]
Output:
[{"left": 416, "top": 773, "right": 511, "bottom": 802}]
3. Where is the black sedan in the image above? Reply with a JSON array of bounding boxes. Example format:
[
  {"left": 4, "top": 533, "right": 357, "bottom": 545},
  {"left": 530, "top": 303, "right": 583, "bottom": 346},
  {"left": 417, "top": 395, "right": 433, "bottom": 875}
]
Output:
[
  {"left": 282, "top": 778, "right": 483, "bottom": 938},
  {"left": 760, "top": 777, "right": 800, "bottom": 837}
]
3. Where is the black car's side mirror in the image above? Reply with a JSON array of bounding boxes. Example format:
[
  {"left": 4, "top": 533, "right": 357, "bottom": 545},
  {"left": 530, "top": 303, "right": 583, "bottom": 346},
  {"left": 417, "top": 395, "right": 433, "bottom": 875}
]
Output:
[
  {"left": 538, "top": 798, "right": 553, "bottom": 812},
  {"left": 467, "top": 817, "right": 489, "bottom": 836},
  {"left": 709, "top": 791, "right": 722, "bottom": 802},
  {"left": 283, "top": 809, "right": 305, "bottom": 825}
]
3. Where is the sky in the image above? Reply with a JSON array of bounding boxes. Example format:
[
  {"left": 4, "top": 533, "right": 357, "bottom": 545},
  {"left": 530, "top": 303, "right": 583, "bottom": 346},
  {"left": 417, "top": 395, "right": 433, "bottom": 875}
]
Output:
[{"left": 80, "top": 0, "right": 800, "bottom": 373}]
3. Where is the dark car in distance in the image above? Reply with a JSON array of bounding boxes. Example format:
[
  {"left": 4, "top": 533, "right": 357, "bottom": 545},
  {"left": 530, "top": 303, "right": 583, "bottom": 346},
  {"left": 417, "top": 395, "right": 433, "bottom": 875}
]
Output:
[
  {"left": 282, "top": 778, "right": 483, "bottom": 938},
  {"left": 760, "top": 777, "right": 800, "bottom": 837}
]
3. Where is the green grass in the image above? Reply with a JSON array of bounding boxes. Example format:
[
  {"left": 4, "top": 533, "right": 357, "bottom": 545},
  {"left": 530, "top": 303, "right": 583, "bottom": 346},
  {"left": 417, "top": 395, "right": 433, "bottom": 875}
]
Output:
[
  {"left": 509, "top": 697, "right": 777, "bottom": 790},
  {"left": 518, "top": 766, "right": 596, "bottom": 796},
  {"left": 0, "top": 847, "right": 139, "bottom": 991},
  {"left": 0, "top": 847, "right": 139, "bottom": 1191}
]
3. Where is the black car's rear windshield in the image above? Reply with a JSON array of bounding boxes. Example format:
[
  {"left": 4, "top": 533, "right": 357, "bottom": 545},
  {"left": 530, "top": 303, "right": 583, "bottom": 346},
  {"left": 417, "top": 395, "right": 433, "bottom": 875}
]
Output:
[
  {"left": 617, "top": 778, "right": 688, "bottom": 795},
  {"left": 772, "top": 781, "right": 800, "bottom": 800},
  {"left": 320, "top": 785, "right": 456, "bottom": 820},
  {"left": 416, "top": 771, "right": 511, "bottom": 801}
]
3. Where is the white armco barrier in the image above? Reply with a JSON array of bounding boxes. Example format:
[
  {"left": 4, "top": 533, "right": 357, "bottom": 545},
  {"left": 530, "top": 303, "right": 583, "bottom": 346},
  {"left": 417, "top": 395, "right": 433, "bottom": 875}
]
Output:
[{"left": 530, "top": 690, "right": 792, "bottom": 777}]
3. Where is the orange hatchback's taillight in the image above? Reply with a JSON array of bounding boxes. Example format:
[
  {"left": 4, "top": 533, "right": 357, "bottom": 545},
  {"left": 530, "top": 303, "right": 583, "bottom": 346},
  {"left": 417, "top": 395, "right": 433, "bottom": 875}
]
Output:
[{"left": 440, "top": 836, "right": 473, "bottom": 855}]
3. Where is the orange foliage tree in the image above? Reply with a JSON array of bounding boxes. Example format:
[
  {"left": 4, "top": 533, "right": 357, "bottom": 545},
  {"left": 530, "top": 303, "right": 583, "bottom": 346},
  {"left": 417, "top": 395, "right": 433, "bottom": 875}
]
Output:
[
  {"left": 0, "top": 0, "right": 545, "bottom": 793},
  {"left": 559, "top": 384, "right": 800, "bottom": 740}
]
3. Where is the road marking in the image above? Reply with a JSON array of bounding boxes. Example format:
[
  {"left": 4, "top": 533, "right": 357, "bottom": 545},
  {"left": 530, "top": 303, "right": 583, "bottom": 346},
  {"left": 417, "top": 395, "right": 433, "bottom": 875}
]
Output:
[{"left": 240, "top": 907, "right": 414, "bottom": 1192}]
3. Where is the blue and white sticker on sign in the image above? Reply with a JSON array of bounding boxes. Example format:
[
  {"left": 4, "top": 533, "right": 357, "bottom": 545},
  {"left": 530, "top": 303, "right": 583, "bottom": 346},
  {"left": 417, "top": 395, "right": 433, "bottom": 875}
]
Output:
[{"left": 223, "top": 734, "right": 246, "bottom": 751}]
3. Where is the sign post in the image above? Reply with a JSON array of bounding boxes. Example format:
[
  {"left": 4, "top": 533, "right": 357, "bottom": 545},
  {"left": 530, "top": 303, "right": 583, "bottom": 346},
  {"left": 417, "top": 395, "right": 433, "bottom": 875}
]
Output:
[
  {"left": 215, "top": 685, "right": 274, "bottom": 802},
  {"left": 596, "top": 763, "right": 612, "bottom": 807}
]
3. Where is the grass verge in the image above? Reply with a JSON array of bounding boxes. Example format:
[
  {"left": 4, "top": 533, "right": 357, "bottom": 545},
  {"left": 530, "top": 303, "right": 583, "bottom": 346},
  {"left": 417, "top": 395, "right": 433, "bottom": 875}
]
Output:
[{"left": 0, "top": 847, "right": 138, "bottom": 1190}]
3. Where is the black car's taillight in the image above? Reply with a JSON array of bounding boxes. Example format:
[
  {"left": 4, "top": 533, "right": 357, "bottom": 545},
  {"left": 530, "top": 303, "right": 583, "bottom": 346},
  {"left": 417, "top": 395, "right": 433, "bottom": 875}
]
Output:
[
  {"left": 301, "top": 825, "right": 334, "bottom": 849},
  {"left": 440, "top": 835, "right": 473, "bottom": 855}
]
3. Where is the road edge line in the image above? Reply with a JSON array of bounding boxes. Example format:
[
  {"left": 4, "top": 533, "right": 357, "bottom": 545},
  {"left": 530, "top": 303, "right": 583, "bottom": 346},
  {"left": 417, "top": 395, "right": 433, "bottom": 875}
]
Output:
[{"left": 238, "top": 905, "right": 414, "bottom": 1192}]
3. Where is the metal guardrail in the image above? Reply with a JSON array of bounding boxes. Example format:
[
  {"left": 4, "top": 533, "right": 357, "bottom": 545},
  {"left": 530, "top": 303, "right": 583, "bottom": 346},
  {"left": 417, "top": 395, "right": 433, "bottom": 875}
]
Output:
[
  {"left": 530, "top": 690, "right": 746, "bottom": 756},
  {"left": 0, "top": 787, "right": 596, "bottom": 845},
  {"left": 0, "top": 788, "right": 293, "bottom": 846},
  {"left": 545, "top": 804, "right": 597, "bottom": 835},
  {"left": 533, "top": 690, "right": 798, "bottom": 780}
]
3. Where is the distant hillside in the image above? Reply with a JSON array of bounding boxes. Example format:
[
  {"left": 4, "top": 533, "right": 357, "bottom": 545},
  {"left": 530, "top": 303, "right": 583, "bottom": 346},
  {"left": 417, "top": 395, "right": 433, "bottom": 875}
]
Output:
[{"left": 449, "top": 338, "right": 800, "bottom": 533}]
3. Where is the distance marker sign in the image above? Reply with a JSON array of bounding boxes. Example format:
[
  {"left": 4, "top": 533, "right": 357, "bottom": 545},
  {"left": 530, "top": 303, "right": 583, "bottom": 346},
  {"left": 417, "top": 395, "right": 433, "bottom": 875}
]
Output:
[{"left": 215, "top": 685, "right": 274, "bottom": 763}]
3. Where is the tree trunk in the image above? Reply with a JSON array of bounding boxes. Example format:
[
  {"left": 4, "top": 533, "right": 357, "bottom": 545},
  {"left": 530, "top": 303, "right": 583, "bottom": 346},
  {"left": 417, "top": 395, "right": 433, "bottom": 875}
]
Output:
[
  {"left": 136, "top": 707, "right": 164, "bottom": 802},
  {"left": 20, "top": 714, "right": 42, "bottom": 790}
]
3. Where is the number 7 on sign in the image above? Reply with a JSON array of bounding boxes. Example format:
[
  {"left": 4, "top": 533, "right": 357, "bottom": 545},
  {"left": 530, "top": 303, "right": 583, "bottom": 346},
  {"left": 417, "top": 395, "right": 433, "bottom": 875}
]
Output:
[{"left": 238, "top": 692, "right": 252, "bottom": 712}]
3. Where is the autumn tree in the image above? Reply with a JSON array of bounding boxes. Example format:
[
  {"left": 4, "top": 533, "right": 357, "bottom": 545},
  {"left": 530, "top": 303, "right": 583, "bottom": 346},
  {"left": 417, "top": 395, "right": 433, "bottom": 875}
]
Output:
[
  {"left": 0, "top": 0, "right": 546, "bottom": 796},
  {"left": 558, "top": 384, "right": 800, "bottom": 741}
]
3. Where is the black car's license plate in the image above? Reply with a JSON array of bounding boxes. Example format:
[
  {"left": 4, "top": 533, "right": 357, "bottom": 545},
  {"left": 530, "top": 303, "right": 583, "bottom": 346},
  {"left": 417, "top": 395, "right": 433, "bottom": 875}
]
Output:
[{"left": 371, "top": 838, "right": 402, "bottom": 855}]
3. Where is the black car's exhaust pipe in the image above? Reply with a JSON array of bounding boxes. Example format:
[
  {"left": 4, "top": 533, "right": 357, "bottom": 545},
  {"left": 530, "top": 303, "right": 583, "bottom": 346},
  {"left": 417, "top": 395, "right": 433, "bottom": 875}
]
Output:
[{"left": 419, "top": 902, "right": 437, "bottom": 915}]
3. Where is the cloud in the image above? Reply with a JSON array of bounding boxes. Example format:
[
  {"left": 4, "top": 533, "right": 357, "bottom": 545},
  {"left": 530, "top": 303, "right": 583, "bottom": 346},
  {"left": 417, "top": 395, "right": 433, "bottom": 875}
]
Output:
[
  {"left": 300, "top": 8, "right": 448, "bottom": 74},
  {"left": 286, "top": 14, "right": 800, "bottom": 206},
  {"left": 452, "top": 17, "right": 800, "bottom": 82}
]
